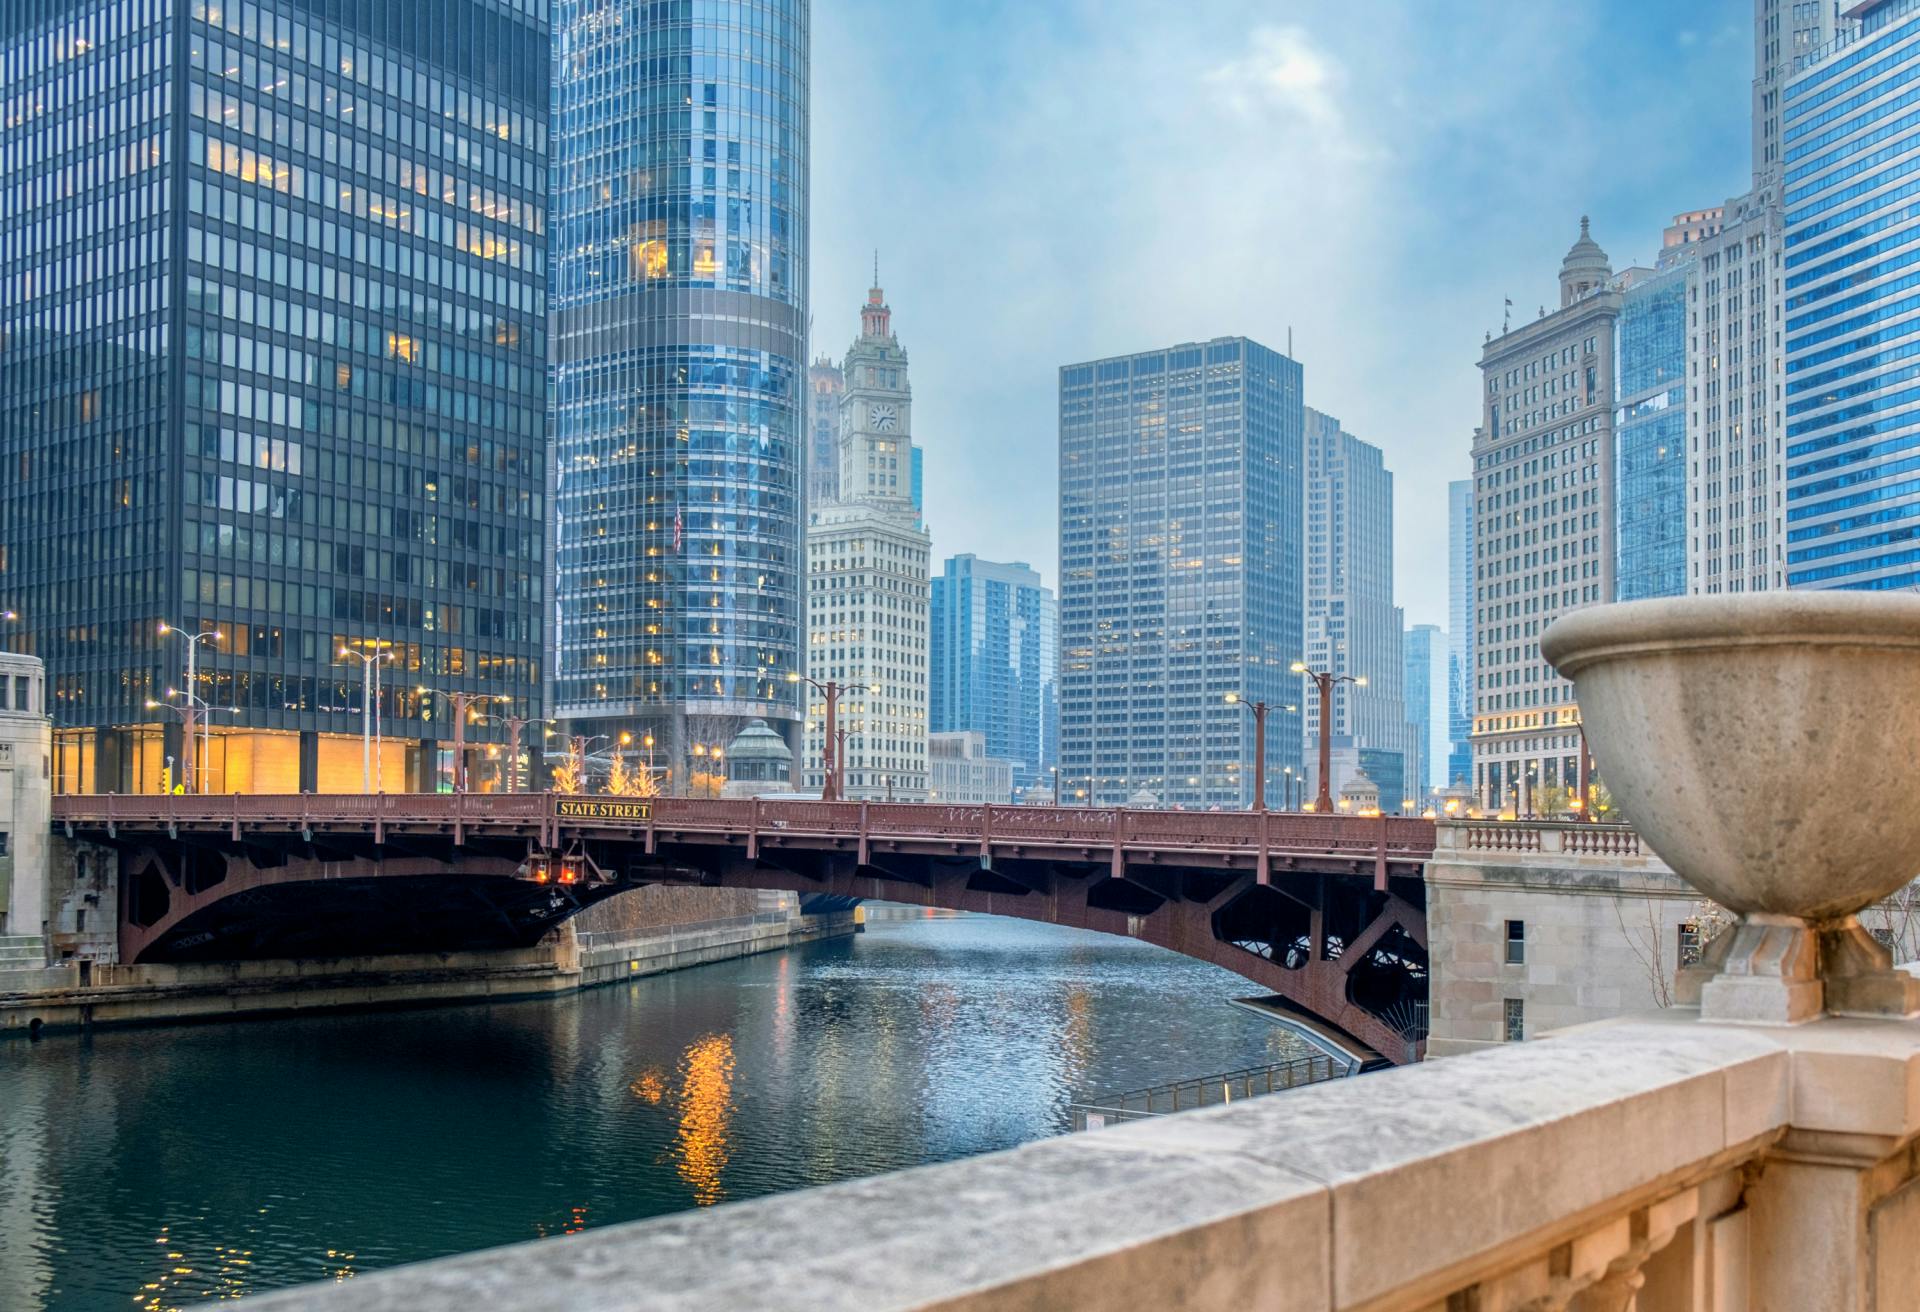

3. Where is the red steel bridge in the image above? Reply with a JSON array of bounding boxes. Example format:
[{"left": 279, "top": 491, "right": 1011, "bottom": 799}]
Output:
[{"left": 50, "top": 794, "right": 1438, "bottom": 1063}]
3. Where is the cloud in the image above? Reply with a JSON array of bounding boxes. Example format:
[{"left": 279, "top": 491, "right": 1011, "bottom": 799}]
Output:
[{"left": 1206, "top": 25, "right": 1347, "bottom": 133}]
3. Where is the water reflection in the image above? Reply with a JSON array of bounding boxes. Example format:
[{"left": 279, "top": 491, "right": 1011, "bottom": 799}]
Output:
[
  {"left": 673, "top": 1034, "right": 735, "bottom": 1206},
  {"left": 2, "top": 917, "right": 1306, "bottom": 1309}
]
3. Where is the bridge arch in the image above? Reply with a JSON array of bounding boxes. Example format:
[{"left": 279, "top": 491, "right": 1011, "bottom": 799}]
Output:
[{"left": 56, "top": 795, "right": 1433, "bottom": 1063}]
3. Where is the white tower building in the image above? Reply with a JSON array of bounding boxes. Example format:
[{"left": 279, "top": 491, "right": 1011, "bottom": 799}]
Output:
[{"left": 804, "top": 275, "right": 932, "bottom": 800}]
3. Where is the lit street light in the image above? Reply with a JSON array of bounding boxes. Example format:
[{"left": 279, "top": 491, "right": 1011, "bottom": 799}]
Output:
[
  {"left": 1224, "top": 694, "right": 1298, "bottom": 812},
  {"left": 786, "top": 672, "right": 874, "bottom": 802},
  {"left": 158, "top": 622, "right": 223, "bottom": 793},
  {"left": 1292, "top": 661, "right": 1367, "bottom": 815},
  {"left": 418, "top": 687, "right": 498, "bottom": 793},
  {"left": 338, "top": 643, "right": 394, "bottom": 793},
  {"left": 144, "top": 695, "right": 239, "bottom": 793},
  {"left": 495, "top": 707, "right": 555, "bottom": 793}
]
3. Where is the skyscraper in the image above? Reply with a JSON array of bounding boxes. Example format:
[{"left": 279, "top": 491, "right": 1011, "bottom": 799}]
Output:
[
  {"left": 549, "top": 0, "right": 810, "bottom": 784},
  {"left": 1685, "top": 0, "right": 1854, "bottom": 597},
  {"left": 2, "top": 0, "right": 549, "bottom": 794},
  {"left": 1782, "top": 2, "right": 1920, "bottom": 591},
  {"left": 804, "top": 279, "right": 931, "bottom": 800},
  {"left": 1472, "top": 221, "right": 1621, "bottom": 813},
  {"left": 807, "top": 357, "right": 843, "bottom": 510},
  {"left": 1403, "top": 624, "right": 1448, "bottom": 798},
  {"left": 1058, "top": 337, "right": 1304, "bottom": 809},
  {"left": 1614, "top": 262, "right": 1689, "bottom": 601},
  {"left": 1446, "top": 478, "right": 1475, "bottom": 790},
  {"left": 1302, "top": 407, "right": 1411, "bottom": 807},
  {"left": 930, "top": 555, "right": 1057, "bottom": 790}
]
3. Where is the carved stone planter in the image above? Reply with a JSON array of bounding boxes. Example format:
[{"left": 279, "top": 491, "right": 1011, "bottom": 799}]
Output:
[{"left": 1541, "top": 593, "right": 1920, "bottom": 1023}]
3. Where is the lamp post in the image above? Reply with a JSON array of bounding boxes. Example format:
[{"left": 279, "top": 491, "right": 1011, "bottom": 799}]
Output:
[
  {"left": 1291, "top": 661, "right": 1367, "bottom": 814},
  {"left": 1224, "top": 694, "right": 1299, "bottom": 812},
  {"left": 144, "top": 697, "right": 239, "bottom": 793},
  {"left": 338, "top": 644, "right": 393, "bottom": 793},
  {"left": 786, "top": 673, "right": 874, "bottom": 803},
  {"left": 1281, "top": 766, "right": 1296, "bottom": 811},
  {"left": 159, "top": 621, "right": 222, "bottom": 792},
  {"left": 418, "top": 687, "right": 495, "bottom": 792},
  {"left": 497, "top": 712, "right": 555, "bottom": 793}
]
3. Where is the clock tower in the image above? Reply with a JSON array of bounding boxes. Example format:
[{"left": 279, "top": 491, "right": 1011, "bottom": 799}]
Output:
[
  {"left": 804, "top": 268, "right": 933, "bottom": 801},
  {"left": 837, "top": 270, "right": 916, "bottom": 508}
]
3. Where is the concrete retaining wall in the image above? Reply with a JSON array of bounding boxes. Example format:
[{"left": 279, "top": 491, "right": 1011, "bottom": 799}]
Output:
[{"left": 2, "top": 902, "right": 858, "bottom": 1038}]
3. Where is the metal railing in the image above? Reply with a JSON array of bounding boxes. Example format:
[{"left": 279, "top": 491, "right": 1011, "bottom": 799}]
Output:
[
  {"left": 51, "top": 792, "right": 1440, "bottom": 861},
  {"left": 1069, "top": 1052, "right": 1348, "bottom": 1131}
]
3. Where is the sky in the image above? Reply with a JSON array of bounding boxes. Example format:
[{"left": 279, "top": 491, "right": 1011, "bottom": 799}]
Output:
[{"left": 808, "top": 0, "right": 1758, "bottom": 628}]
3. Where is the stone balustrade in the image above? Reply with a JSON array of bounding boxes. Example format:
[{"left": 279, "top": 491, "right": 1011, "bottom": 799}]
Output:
[
  {"left": 241, "top": 1009, "right": 1920, "bottom": 1312},
  {"left": 1443, "top": 819, "right": 1656, "bottom": 864}
]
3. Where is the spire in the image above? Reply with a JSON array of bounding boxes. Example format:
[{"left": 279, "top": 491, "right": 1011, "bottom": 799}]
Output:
[
  {"left": 1558, "top": 215, "right": 1612, "bottom": 308},
  {"left": 862, "top": 256, "right": 891, "bottom": 337}
]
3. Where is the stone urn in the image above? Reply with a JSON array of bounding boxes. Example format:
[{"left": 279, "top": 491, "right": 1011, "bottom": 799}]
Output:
[{"left": 1540, "top": 592, "right": 1920, "bottom": 1023}]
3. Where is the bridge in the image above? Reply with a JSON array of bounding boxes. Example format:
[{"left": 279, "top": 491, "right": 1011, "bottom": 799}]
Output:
[{"left": 50, "top": 794, "right": 1437, "bottom": 1063}]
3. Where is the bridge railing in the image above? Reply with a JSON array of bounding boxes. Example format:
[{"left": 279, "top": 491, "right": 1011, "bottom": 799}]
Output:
[{"left": 50, "top": 794, "right": 1440, "bottom": 861}]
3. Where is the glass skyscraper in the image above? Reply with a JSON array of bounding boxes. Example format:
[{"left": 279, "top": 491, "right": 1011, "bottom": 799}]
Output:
[
  {"left": 1783, "top": 1, "right": 1920, "bottom": 591},
  {"left": 929, "top": 554, "right": 1057, "bottom": 791},
  {"left": 1614, "top": 263, "right": 1688, "bottom": 601},
  {"left": 2, "top": 0, "right": 549, "bottom": 794},
  {"left": 1403, "top": 623, "right": 1448, "bottom": 797},
  {"left": 1058, "top": 337, "right": 1303, "bottom": 809},
  {"left": 1445, "top": 478, "right": 1474, "bottom": 790},
  {"left": 549, "top": 0, "right": 809, "bottom": 782}
]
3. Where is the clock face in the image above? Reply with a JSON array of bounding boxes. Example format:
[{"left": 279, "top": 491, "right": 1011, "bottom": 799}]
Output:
[{"left": 869, "top": 403, "right": 899, "bottom": 432}]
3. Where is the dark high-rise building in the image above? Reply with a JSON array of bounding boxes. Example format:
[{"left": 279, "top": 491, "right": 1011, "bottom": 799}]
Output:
[
  {"left": 1057, "top": 337, "right": 1304, "bottom": 809},
  {"left": 549, "top": 0, "right": 809, "bottom": 785},
  {"left": 1, "top": 0, "right": 550, "bottom": 794}
]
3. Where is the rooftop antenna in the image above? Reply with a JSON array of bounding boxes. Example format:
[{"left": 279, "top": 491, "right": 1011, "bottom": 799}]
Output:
[{"left": 1287, "top": 325, "right": 1293, "bottom": 357}]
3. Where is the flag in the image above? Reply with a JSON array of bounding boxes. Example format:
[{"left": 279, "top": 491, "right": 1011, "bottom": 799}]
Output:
[{"left": 673, "top": 506, "right": 683, "bottom": 553}]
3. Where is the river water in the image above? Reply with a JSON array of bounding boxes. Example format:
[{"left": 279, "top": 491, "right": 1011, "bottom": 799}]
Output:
[{"left": 0, "top": 915, "right": 1305, "bottom": 1310}]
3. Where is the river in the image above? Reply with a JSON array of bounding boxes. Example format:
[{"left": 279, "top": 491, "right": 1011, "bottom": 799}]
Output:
[{"left": 0, "top": 914, "right": 1308, "bottom": 1310}]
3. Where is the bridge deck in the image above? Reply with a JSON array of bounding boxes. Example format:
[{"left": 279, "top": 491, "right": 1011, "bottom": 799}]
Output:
[
  {"left": 49, "top": 795, "right": 1438, "bottom": 1063},
  {"left": 51, "top": 794, "right": 1436, "bottom": 873}
]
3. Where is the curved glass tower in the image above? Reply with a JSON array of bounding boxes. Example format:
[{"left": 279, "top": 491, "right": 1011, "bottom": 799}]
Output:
[{"left": 550, "top": 0, "right": 808, "bottom": 785}]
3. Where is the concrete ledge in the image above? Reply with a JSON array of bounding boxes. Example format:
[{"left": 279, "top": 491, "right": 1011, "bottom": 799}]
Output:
[
  {"left": 1, "top": 912, "right": 859, "bottom": 1038},
  {"left": 237, "top": 1016, "right": 1872, "bottom": 1312}
]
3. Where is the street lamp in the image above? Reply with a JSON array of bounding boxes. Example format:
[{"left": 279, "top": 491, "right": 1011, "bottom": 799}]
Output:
[
  {"left": 1281, "top": 765, "right": 1297, "bottom": 811},
  {"left": 159, "top": 621, "right": 223, "bottom": 792},
  {"left": 418, "top": 687, "right": 497, "bottom": 792},
  {"left": 144, "top": 696, "right": 239, "bottom": 793},
  {"left": 495, "top": 708, "right": 555, "bottom": 793},
  {"left": 785, "top": 672, "right": 874, "bottom": 802},
  {"left": 1224, "top": 694, "right": 1298, "bottom": 812},
  {"left": 1291, "top": 661, "right": 1367, "bottom": 815},
  {"left": 338, "top": 644, "right": 394, "bottom": 793}
]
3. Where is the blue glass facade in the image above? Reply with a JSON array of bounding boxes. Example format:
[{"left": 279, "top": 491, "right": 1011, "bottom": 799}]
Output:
[
  {"left": 1403, "top": 623, "right": 1447, "bottom": 795},
  {"left": 1783, "top": 3, "right": 1920, "bottom": 590},
  {"left": 1445, "top": 479, "right": 1473, "bottom": 790},
  {"left": 929, "top": 554, "right": 1056, "bottom": 790},
  {"left": 2, "top": 0, "right": 549, "bottom": 794},
  {"left": 1614, "top": 264, "right": 1688, "bottom": 601},
  {"left": 549, "top": 0, "right": 808, "bottom": 777},
  {"left": 1058, "top": 337, "right": 1304, "bottom": 809}
]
